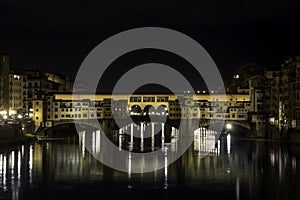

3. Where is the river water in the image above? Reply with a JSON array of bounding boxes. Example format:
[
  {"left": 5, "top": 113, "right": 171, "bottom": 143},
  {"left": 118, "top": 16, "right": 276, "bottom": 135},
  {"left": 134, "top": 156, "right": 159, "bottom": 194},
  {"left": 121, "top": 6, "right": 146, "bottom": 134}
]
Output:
[{"left": 0, "top": 123, "right": 300, "bottom": 200}]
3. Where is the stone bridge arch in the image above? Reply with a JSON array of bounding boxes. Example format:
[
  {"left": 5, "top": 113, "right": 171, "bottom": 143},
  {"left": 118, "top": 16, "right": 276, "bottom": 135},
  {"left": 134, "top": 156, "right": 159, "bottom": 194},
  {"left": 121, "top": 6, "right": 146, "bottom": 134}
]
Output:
[{"left": 200, "top": 119, "right": 252, "bottom": 131}]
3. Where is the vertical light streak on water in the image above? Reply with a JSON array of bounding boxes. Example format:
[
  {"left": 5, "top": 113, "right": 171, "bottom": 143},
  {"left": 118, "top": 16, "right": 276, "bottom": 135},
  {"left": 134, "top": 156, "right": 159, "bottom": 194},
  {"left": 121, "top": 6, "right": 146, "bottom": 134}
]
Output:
[
  {"left": 161, "top": 123, "right": 165, "bottom": 147},
  {"left": 82, "top": 131, "right": 85, "bottom": 158},
  {"left": 279, "top": 148, "right": 282, "bottom": 181},
  {"left": 171, "top": 128, "right": 176, "bottom": 152},
  {"left": 198, "top": 128, "right": 201, "bottom": 154},
  {"left": 161, "top": 123, "right": 165, "bottom": 139},
  {"left": 3, "top": 155, "right": 7, "bottom": 191},
  {"left": 236, "top": 177, "right": 240, "bottom": 200},
  {"left": 131, "top": 123, "right": 134, "bottom": 144},
  {"left": 164, "top": 148, "right": 168, "bottom": 190},
  {"left": 92, "top": 131, "right": 95, "bottom": 153},
  {"left": 141, "top": 122, "right": 144, "bottom": 152},
  {"left": 96, "top": 130, "right": 101, "bottom": 153},
  {"left": 11, "top": 151, "right": 15, "bottom": 199},
  {"left": 171, "top": 127, "right": 175, "bottom": 138},
  {"left": 0, "top": 154, "right": 2, "bottom": 189},
  {"left": 227, "top": 134, "right": 231, "bottom": 154},
  {"left": 151, "top": 123, "right": 155, "bottom": 151},
  {"left": 119, "top": 134, "right": 122, "bottom": 151},
  {"left": 11, "top": 151, "right": 16, "bottom": 200},
  {"left": 128, "top": 152, "right": 132, "bottom": 179},
  {"left": 17, "top": 150, "right": 21, "bottom": 184},
  {"left": 217, "top": 139, "right": 221, "bottom": 156},
  {"left": 29, "top": 145, "right": 33, "bottom": 184},
  {"left": 21, "top": 145, "right": 24, "bottom": 157},
  {"left": 11, "top": 151, "right": 15, "bottom": 170},
  {"left": 292, "top": 157, "right": 297, "bottom": 173}
]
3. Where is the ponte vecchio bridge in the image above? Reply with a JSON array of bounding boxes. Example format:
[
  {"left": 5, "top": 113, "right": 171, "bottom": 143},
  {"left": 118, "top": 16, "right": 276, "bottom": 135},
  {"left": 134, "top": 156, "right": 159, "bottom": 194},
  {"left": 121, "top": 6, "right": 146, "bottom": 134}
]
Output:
[{"left": 32, "top": 92, "right": 262, "bottom": 133}]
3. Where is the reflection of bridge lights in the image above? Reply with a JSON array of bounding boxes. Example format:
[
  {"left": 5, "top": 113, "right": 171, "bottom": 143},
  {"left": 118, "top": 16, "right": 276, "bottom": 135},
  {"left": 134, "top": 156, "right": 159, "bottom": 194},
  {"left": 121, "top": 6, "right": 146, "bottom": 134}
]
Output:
[
  {"left": 226, "top": 123, "right": 232, "bottom": 130},
  {"left": 227, "top": 133, "right": 231, "bottom": 154}
]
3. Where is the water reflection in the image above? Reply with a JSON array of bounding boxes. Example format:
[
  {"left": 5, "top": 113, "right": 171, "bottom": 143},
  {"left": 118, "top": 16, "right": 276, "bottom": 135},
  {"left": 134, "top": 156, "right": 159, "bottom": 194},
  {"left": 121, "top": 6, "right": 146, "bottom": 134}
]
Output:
[
  {"left": 0, "top": 122, "right": 300, "bottom": 200},
  {"left": 193, "top": 127, "right": 219, "bottom": 157}
]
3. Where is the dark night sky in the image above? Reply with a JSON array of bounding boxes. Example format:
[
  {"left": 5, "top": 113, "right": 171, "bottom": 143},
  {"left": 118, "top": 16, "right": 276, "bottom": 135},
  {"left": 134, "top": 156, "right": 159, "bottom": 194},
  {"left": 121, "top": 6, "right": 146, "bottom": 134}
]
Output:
[{"left": 0, "top": 0, "right": 300, "bottom": 84}]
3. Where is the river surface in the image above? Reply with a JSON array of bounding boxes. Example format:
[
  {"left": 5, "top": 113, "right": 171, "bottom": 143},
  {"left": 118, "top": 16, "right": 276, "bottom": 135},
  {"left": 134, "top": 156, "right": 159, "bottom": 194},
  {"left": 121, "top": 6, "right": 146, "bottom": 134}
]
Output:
[{"left": 0, "top": 123, "right": 300, "bottom": 200}]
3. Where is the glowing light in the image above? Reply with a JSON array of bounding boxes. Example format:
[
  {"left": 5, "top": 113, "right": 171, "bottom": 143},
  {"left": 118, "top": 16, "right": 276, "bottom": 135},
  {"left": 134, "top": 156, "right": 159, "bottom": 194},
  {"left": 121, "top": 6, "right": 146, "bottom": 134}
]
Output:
[
  {"left": 234, "top": 74, "right": 239, "bottom": 79},
  {"left": 0, "top": 110, "right": 7, "bottom": 115},
  {"left": 9, "top": 110, "right": 17, "bottom": 115},
  {"left": 17, "top": 114, "right": 22, "bottom": 119},
  {"left": 226, "top": 123, "right": 232, "bottom": 129},
  {"left": 13, "top": 75, "right": 20, "bottom": 80}
]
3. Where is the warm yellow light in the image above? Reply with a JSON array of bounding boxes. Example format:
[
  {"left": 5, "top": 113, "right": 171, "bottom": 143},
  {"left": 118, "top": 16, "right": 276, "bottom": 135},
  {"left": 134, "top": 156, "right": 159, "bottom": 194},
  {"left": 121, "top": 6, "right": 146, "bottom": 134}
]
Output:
[{"left": 9, "top": 110, "right": 17, "bottom": 116}]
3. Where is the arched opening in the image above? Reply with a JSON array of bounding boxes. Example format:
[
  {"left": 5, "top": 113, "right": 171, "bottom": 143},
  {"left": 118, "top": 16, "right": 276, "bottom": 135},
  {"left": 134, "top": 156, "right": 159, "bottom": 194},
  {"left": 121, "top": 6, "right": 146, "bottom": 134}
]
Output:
[
  {"left": 130, "top": 105, "right": 142, "bottom": 116},
  {"left": 143, "top": 105, "right": 156, "bottom": 116},
  {"left": 156, "top": 105, "right": 168, "bottom": 116}
]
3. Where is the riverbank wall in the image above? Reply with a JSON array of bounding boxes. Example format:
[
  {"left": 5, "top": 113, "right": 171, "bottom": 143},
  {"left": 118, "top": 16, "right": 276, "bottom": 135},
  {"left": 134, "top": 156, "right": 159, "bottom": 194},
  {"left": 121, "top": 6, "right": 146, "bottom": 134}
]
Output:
[{"left": 255, "top": 124, "right": 300, "bottom": 143}]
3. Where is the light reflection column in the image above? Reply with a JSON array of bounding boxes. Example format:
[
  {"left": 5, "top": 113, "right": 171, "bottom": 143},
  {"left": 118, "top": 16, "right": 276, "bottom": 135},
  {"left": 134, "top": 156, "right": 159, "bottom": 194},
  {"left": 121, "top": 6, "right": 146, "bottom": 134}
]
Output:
[
  {"left": 164, "top": 147, "right": 168, "bottom": 189},
  {"left": 96, "top": 130, "right": 101, "bottom": 153},
  {"left": 128, "top": 152, "right": 132, "bottom": 189},
  {"left": 141, "top": 122, "right": 144, "bottom": 152},
  {"left": 29, "top": 145, "right": 33, "bottom": 184},
  {"left": 151, "top": 123, "right": 155, "bottom": 151},
  {"left": 161, "top": 123, "right": 165, "bottom": 146}
]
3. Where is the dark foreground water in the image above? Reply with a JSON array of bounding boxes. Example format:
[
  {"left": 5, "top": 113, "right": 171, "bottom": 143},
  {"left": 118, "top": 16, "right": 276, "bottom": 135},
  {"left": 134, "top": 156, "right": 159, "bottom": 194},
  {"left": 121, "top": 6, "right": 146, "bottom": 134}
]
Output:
[{"left": 1, "top": 124, "right": 300, "bottom": 200}]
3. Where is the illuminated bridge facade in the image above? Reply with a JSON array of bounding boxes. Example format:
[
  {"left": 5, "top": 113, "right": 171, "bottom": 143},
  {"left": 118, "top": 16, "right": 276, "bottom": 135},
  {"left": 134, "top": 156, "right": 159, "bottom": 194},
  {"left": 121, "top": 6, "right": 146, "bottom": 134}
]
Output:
[{"left": 32, "top": 92, "right": 265, "bottom": 131}]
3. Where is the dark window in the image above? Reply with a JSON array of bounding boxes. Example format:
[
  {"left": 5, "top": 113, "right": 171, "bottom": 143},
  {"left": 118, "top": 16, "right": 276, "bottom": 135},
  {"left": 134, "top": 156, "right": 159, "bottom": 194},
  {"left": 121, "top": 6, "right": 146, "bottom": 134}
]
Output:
[{"left": 130, "top": 96, "right": 142, "bottom": 102}]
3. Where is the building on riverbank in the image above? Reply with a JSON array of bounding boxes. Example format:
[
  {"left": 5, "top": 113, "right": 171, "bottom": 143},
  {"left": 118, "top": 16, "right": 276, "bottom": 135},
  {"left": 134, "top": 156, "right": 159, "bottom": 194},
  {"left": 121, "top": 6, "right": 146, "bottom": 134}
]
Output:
[
  {"left": 225, "top": 57, "right": 300, "bottom": 139},
  {"left": 264, "top": 56, "right": 300, "bottom": 130},
  {"left": 0, "top": 54, "right": 10, "bottom": 116},
  {"left": 0, "top": 55, "right": 74, "bottom": 126}
]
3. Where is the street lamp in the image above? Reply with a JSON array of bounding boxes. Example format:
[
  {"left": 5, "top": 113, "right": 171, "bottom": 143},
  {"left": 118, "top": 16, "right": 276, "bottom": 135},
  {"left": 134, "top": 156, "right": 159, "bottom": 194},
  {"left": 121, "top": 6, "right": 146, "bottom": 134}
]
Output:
[{"left": 226, "top": 123, "right": 232, "bottom": 130}]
